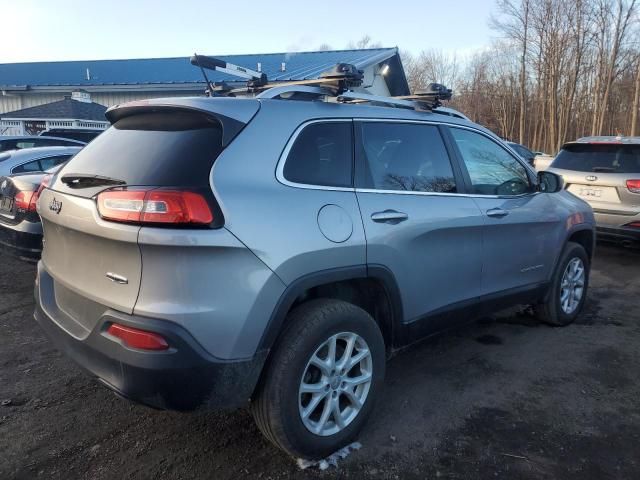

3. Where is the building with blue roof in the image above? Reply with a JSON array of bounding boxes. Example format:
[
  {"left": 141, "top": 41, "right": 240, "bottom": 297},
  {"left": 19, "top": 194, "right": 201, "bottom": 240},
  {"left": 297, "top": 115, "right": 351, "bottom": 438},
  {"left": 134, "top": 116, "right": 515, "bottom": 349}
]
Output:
[{"left": 0, "top": 48, "right": 409, "bottom": 119}]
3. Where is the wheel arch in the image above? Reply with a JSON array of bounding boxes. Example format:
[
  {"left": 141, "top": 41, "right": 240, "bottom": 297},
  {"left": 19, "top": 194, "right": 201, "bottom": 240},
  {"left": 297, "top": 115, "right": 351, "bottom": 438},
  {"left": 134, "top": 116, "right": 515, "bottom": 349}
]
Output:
[
  {"left": 257, "top": 265, "right": 403, "bottom": 357},
  {"left": 567, "top": 227, "right": 595, "bottom": 261},
  {"left": 543, "top": 225, "right": 595, "bottom": 299}
]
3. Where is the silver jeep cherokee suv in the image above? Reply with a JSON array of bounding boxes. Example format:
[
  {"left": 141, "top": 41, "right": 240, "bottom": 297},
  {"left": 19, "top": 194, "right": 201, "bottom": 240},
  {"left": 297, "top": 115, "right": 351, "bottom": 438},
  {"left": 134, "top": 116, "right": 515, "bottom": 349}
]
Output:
[{"left": 34, "top": 94, "right": 595, "bottom": 459}]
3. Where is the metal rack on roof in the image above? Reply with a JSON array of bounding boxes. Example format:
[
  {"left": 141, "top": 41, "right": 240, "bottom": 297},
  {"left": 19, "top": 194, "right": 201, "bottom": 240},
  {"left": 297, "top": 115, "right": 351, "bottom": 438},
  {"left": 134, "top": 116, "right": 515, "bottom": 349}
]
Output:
[{"left": 190, "top": 53, "right": 457, "bottom": 115}]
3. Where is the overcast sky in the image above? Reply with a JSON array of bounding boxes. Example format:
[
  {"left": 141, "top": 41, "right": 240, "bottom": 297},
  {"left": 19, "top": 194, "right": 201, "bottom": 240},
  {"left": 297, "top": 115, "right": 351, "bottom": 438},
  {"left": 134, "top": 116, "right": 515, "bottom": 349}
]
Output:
[{"left": 2, "top": 0, "right": 497, "bottom": 63}]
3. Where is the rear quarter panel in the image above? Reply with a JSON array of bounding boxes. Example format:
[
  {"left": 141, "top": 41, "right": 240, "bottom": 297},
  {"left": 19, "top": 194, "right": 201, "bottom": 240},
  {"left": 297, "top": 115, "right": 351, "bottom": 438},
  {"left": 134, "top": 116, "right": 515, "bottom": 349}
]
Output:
[{"left": 211, "top": 101, "right": 367, "bottom": 285}]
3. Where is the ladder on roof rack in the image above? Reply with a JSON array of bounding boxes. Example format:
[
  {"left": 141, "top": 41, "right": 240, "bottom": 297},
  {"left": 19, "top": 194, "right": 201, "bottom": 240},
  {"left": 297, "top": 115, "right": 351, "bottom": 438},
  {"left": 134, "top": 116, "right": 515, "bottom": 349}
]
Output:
[{"left": 189, "top": 53, "right": 454, "bottom": 112}]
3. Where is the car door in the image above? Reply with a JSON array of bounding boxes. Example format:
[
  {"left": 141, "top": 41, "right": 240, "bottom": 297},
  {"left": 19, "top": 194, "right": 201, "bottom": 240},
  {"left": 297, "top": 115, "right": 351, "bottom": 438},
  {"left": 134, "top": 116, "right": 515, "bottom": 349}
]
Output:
[
  {"left": 447, "top": 126, "right": 563, "bottom": 296},
  {"left": 354, "top": 120, "right": 484, "bottom": 332}
]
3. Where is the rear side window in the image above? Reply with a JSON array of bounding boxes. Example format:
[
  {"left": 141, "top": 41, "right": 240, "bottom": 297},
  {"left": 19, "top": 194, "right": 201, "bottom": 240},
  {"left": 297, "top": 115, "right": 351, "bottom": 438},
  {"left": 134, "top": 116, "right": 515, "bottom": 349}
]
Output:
[
  {"left": 552, "top": 144, "right": 640, "bottom": 173},
  {"left": 57, "top": 111, "right": 224, "bottom": 190},
  {"left": 356, "top": 122, "right": 457, "bottom": 193},
  {"left": 283, "top": 122, "right": 353, "bottom": 188},
  {"left": 39, "top": 155, "right": 72, "bottom": 170},
  {"left": 12, "top": 160, "right": 41, "bottom": 174}
]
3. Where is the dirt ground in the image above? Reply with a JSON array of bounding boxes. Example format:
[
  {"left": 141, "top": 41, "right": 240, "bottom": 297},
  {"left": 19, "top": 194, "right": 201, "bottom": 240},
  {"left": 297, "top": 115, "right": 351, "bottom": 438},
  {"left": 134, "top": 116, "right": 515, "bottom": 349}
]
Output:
[{"left": 1, "top": 243, "right": 639, "bottom": 479}]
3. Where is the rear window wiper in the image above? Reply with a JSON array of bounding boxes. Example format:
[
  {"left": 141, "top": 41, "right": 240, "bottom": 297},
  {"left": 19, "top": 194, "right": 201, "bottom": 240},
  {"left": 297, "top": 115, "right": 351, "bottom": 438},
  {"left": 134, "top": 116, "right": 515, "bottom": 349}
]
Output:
[
  {"left": 592, "top": 166, "right": 616, "bottom": 172},
  {"left": 61, "top": 173, "right": 126, "bottom": 188}
]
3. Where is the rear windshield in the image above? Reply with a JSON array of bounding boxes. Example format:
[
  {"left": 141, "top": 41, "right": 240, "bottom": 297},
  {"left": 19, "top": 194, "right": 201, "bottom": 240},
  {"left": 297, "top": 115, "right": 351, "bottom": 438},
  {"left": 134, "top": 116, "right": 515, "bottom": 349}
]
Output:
[
  {"left": 56, "top": 111, "right": 224, "bottom": 190},
  {"left": 552, "top": 144, "right": 640, "bottom": 173}
]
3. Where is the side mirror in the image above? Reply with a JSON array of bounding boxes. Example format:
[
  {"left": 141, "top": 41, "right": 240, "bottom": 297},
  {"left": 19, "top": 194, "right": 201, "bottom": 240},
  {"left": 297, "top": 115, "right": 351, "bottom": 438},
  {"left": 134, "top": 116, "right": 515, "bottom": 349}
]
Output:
[{"left": 538, "top": 171, "right": 563, "bottom": 193}]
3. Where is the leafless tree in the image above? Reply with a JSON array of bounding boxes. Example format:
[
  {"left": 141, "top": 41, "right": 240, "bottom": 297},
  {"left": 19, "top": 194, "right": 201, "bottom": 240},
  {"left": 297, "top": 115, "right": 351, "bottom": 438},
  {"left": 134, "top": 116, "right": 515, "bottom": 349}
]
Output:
[
  {"left": 425, "top": 0, "right": 640, "bottom": 152},
  {"left": 346, "top": 35, "right": 382, "bottom": 50}
]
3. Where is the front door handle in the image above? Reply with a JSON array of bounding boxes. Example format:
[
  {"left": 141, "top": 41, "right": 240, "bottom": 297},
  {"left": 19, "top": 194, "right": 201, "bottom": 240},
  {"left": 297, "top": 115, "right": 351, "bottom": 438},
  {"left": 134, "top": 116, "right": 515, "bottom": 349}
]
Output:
[
  {"left": 486, "top": 208, "right": 509, "bottom": 218},
  {"left": 371, "top": 210, "right": 409, "bottom": 224}
]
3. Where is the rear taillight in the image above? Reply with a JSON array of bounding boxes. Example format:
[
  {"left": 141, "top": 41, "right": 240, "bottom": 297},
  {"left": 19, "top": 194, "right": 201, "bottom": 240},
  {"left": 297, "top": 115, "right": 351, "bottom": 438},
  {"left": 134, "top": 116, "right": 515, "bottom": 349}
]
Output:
[
  {"left": 96, "top": 188, "right": 213, "bottom": 225},
  {"left": 625, "top": 222, "right": 640, "bottom": 229},
  {"left": 15, "top": 191, "right": 36, "bottom": 212},
  {"left": 627, "top": 180, "right": 640, "bottom": 194},
  {"left": 107, "top": 323, "right": 169, "bottom": 351},
  {"left": 31, "top": 174, "right": 52, "bottom": 212}
]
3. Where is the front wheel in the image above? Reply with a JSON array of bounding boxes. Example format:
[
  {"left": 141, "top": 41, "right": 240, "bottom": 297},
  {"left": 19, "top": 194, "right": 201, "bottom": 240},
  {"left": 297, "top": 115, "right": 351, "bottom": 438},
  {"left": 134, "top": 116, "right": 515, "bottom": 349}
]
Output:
[
  {"left": 251, "top": 299, "right": 385, "bottom": 459},
  {"left": 535, "top": 241, "right": 590, "bottom": 326}
]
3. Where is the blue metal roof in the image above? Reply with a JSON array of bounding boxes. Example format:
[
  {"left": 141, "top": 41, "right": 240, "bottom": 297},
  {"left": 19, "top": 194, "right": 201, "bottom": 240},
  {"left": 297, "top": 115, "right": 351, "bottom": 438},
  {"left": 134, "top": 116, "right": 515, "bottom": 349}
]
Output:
[{"left": 0, "top": 48, "right": 404, "bottom": 89}]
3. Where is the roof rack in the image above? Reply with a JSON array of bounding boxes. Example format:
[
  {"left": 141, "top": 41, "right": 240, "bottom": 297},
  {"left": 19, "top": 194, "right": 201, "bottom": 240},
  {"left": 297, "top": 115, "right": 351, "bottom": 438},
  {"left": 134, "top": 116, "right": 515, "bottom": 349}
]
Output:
[
  {"left": 190, "top": 54, "right": 364, "bottom": 96},
  {"left": 393, "top": 83, "right": 453, "bottom": 109},
  {"left": 189, "top": 54, "right": 455, "bottom": 114},
  {"left": 336, "top": 92, "right": 416, "bottom": 110}
]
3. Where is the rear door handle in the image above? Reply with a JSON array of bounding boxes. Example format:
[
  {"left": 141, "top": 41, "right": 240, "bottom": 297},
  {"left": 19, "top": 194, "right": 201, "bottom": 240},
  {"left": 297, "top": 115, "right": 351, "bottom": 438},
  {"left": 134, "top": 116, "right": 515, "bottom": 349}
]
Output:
[
  {"left": 371, "top": 210, "right": 409, "bottom": 224},
  {"left": 486, "top": 208, "right": 509, "bottom": 218}
]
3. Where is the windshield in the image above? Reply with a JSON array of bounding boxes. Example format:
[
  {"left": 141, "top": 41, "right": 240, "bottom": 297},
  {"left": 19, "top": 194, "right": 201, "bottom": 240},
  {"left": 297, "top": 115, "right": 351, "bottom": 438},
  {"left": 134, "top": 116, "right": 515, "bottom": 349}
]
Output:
[{"left": 552, "top": 144, "right": 640, "bottom": 173}]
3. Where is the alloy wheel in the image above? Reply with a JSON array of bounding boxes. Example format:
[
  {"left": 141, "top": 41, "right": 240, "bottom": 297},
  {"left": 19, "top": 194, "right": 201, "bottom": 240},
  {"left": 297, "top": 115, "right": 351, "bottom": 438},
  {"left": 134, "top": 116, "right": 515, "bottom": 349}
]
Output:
[
  {"left": 560, "top": 257, "right": 585, "bottom": 314},
  {"left": 298, "top": 332, "right": 373, "bottom": 437}
]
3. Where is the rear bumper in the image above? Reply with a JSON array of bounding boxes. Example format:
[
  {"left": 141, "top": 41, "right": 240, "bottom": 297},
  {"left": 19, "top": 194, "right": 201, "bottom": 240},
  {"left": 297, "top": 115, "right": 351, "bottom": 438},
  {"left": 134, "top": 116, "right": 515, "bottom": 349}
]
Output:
[
  {"left": 34, "top": 275, "right": 267, "bottom": 411},
  {"left": 0, "top": 223, "right": 42, "bottom": 260},
  {"left": 596, "top": 226, "right": 640, "bottom": 244}
]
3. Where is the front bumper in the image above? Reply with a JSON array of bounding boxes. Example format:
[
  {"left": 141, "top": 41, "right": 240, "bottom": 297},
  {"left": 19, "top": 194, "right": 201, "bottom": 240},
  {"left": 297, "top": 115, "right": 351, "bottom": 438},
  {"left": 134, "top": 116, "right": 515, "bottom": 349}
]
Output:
[
  {"left": 34, "top": 273, "right": 267, "bottom": 411},
  {"left": 0, "top": 223, "right": 42, "bottom": 261}
]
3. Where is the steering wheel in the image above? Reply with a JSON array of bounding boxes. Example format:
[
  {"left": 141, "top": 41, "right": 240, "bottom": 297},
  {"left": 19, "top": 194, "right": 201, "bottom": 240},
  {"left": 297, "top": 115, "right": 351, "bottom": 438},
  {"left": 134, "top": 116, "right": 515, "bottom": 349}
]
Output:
[{"left": 496, "top": 178, "right": 529, "bottom": 196}]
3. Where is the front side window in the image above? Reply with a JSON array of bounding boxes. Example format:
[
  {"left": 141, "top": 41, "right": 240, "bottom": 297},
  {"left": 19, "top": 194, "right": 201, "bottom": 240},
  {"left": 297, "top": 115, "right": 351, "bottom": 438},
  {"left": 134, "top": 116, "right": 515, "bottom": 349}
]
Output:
[
  {"left": 283, "top": 122, "right": 352, "bottom": 188},
  {"left": 451, "top": 128, "right": 533, "bottom": 196},
  {"left": 356, "top": 122, "right": 457, "bottom": 193}
]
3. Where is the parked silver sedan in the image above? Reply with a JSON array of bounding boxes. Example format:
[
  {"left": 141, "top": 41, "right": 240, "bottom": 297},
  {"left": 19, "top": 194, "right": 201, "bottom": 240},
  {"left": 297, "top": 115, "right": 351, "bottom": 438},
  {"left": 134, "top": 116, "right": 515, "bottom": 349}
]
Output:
[{"left": 0, "top": 146, "right": 82, "bottom": 176}]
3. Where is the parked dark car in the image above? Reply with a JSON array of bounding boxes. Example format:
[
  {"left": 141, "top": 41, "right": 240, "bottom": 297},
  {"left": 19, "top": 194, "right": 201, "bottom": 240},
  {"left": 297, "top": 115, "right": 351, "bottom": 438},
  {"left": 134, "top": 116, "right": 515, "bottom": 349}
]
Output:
[
  {"left": 0, "top": 135, "right": 85, "bottom": 153},
  {"left": 507, "top": 141, "right": 536, "bottom": 166},
  {"left": 0, "top": 165, "right": 61, "bottom": 261}
]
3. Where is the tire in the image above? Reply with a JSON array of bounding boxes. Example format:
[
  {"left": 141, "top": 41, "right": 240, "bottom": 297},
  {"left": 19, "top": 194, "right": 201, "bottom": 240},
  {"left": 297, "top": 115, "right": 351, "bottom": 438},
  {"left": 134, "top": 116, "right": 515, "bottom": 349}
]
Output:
[
  {"left": 535, "top": 241, "right": 590, "bottom": 326},
  {"left": 250, "top": 298, "right": 386, "bottom": 459}
]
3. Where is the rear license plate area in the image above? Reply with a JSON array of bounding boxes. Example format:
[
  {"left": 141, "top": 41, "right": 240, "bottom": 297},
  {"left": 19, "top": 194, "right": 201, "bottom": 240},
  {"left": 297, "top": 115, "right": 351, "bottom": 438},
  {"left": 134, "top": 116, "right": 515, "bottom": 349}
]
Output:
[
  {"left": 0, "top": 196, "right": 13, "bottom": 213},
  {"left": 568, "top": 184, "right": 620, "bottom": 203}
]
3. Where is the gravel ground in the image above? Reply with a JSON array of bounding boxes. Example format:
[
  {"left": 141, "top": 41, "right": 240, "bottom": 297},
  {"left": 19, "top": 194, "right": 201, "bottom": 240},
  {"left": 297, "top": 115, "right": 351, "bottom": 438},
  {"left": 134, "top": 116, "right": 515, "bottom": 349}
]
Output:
[{"left": 1, "top": 243, "right": 639, "bottom": 479}]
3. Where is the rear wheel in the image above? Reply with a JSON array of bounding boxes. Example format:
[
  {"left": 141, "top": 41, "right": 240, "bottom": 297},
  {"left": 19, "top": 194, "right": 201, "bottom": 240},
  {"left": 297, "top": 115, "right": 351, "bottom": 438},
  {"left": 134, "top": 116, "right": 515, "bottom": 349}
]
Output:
[
  {"left": 535, "top": 241, "right": 589, "bottom": 326},
  {"left": 251, "top": 299, "right": 385, "bottom": 459}
]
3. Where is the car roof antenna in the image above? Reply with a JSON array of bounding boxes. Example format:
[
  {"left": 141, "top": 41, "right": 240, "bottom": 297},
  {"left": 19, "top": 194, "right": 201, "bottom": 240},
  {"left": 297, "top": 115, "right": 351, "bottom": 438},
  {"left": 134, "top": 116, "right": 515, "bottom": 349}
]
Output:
[{"left": 192, "top": 53, "right": 216, "bottom": 97}]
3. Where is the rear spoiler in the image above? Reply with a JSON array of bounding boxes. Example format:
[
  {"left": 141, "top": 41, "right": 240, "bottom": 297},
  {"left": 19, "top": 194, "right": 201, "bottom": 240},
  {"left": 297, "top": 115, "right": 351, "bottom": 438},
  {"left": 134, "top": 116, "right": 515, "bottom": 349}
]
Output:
[{"left": 105, "top": 97, "right": 260, "bottom": 147}]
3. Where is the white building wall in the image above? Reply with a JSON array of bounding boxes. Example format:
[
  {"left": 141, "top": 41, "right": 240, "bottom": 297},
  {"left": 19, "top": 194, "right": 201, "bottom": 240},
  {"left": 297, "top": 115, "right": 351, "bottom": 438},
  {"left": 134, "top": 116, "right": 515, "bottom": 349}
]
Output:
[
  {"left": 0, "top": 90, "right": 200, "bottom": 115},
  {"left": 0, "top": 93, "right": 66, "bottom": 114},
  {"left": 90, "top": 90, "right": 201, "bottom": 108}
]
